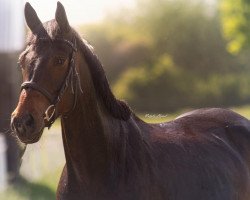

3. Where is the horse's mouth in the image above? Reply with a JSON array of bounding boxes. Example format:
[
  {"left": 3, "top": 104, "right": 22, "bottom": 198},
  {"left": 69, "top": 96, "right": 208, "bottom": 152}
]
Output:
[{"left": 18, "top": 127, "right": 44, "bottom": 144}]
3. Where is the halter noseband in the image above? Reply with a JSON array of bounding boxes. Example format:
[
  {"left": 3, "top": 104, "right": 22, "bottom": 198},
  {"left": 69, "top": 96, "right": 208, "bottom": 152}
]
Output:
[{"left": 21, "top": 37, "right": 82, "bottom": 128}]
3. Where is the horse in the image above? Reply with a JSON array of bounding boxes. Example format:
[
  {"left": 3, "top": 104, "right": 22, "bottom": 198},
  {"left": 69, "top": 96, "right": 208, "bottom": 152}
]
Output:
[{"left": 10, "top": 2, "right": 250, "bottom": 200}]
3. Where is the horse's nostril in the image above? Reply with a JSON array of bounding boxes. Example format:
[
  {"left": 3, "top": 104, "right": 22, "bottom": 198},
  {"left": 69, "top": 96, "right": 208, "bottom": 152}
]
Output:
[
  {"left": 24, "top": 114, "right": 34, "bottom": 127},
  {"left": 11, "top": 116, "right": 25, "bottom": 134},
  {"left": 12, "top": 117, "right": 21, "bottom": 129}
]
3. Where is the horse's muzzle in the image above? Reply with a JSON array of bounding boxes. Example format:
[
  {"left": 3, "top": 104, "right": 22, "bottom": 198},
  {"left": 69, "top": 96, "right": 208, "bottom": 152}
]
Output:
[{"left": 11, "top": 113, "right": 43, "bottom": 144}]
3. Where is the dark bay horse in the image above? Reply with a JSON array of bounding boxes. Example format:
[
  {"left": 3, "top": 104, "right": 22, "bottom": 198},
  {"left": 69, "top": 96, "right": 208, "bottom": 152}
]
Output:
[{"left": 11, "top": 2, "right": 250, "bottom": 200}]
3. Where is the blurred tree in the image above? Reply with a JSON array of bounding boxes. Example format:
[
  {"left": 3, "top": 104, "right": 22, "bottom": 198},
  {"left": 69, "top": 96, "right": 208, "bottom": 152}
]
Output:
[
  {"left": 82, "top": 0, "right": 238, "bottom": 78},
  {"left": 81, "top": 16, "right": 152, "bottom": 83},
  {"left": 220, "top": 0, "right": 250, "bottom": 54},
  {"left": 113, "top": 54, "right": 195, "bottom": 112},
  {"left": 80, "top": 0, "right": 250, "bottom": 112},
  {"left": 135, "top": 0, "right": 238, "bottom": 76}
]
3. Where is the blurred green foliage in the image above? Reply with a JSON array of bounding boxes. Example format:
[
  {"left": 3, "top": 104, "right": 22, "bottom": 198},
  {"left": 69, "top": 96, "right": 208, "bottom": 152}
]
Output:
[
  {"left": 220, "top": 0, "right": 250, "bottom": 54},
  {"left": 80, "top": 0, "right": 250, "bottom": 113}
]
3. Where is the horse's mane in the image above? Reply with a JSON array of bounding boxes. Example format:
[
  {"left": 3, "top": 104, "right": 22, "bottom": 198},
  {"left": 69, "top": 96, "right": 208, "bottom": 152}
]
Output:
[{"left": 73, "top": 31, "right": 131, "bottom": 121}]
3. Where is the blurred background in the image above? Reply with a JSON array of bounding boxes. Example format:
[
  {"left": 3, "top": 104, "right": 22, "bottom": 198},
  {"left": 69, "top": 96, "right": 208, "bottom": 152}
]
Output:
[{"left": 1, "top": 0, "right": 250, "bottom": 199}]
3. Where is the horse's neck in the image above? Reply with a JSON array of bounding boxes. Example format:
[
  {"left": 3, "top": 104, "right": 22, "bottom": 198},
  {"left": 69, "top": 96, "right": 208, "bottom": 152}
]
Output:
[
  {"left": 61, "top": 101, "right": 152, "bottom": 188},
  {"left": 60, "top": 98, "right": 106, "bottom": 181},
  {"left": 59, "top": 47, "right": 153, "bottom": 190}
]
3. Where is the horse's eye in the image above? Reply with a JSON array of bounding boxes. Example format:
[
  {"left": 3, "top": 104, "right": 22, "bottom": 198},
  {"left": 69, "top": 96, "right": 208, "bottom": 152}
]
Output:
[{"left": 55, "top": 58, "right": 66, "bottom": 66}]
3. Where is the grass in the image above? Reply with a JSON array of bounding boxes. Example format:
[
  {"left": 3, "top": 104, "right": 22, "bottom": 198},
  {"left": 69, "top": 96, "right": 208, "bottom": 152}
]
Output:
[
  {"left": 1, "top": 104, "right": 250, "bottom": 199},
  {"left": 0, "top": 177, "right": 56, "bottom": 200},
  {"left": 0, "top": 163, "right": 62, "bottom": 200}
]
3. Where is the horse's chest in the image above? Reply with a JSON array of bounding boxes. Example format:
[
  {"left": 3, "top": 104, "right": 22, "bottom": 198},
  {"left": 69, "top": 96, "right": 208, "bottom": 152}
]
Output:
[
  {"left": 56, "top": 166, "right": 160, "bottom": 200},
  {"left": 56, "top": 166, "right": 83, "bottom": 200}
]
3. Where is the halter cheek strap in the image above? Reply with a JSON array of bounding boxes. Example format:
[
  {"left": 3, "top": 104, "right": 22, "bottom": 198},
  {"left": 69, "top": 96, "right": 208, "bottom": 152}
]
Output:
[{"left": 20, "top": 37, "right": 82, "bottom": 129}]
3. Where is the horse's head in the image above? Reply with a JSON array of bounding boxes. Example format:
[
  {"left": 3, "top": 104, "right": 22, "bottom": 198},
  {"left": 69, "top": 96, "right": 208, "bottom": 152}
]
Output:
[{"left": 11, "top": 2, "right": 77, "bottom": 144}]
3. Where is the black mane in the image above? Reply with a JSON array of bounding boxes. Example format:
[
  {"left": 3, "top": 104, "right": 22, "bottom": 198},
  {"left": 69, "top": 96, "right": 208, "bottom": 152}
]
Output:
[{"left": 74, "top": 31, "right": 131, "bottom": 121}]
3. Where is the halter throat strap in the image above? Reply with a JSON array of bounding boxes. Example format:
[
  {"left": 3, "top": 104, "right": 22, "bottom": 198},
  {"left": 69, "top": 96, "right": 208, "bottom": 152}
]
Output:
[{"left": 20, "top": 37, "right": 80, "bottom": 128}]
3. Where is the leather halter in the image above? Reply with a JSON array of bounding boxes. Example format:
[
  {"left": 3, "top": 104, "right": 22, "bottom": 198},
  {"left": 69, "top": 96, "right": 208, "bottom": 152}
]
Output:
[{"left": 21, "top": 37, "right": 82, "bottom": 128}]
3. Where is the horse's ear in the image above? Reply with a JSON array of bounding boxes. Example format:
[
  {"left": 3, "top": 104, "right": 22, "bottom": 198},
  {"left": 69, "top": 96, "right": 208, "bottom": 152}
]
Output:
[
  {"left": 24, "top": 2, "right": 42, "bottom": 33},
  {"left": 55, "top": 2, "right": 70, "bottom": 33}
]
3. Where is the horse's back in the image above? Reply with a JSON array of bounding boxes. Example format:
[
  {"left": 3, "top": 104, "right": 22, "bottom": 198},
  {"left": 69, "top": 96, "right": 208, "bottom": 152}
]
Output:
[
  {"left": 169, "top": 108, "right": 250, "bottom": 164},
  {"left": 147, "top": 108, "right": 250, "bottom": 199},
  {"left": 154, "top": 108, "right": 250, "bottom": 148}
]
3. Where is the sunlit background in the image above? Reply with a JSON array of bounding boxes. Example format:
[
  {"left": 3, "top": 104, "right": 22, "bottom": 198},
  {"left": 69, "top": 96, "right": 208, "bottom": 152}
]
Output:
[
  {"left": 28, "top": 0, "right": 136, "bottom": 25},
  {"left": 1, "top": 0, "right": 250, "bottom": 199}
]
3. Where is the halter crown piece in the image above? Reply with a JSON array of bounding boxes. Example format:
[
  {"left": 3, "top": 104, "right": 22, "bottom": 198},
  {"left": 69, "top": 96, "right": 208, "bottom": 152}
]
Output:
[{"left": 21, "top": 37, "right": 83, "bottom": 129}]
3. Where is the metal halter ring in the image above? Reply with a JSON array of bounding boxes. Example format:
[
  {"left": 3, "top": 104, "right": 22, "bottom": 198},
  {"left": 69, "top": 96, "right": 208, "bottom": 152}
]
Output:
[{"left": 44, "top": 105, "right": 56, "bottom": 124}]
